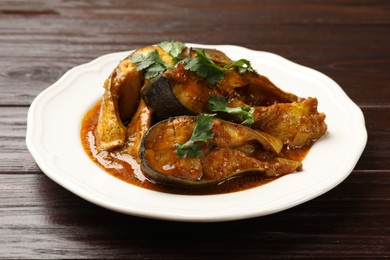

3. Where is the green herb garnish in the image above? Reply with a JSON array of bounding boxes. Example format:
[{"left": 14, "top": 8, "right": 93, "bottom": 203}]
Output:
[
  {"left": 184, "top": 49, "right": 258, "bottom": 84},
  {"left": 131, "top": 49, "right": 169, "bottom": 79},
  {"left": 208, "top": 96, "right": 254, "bottom": 126},
  {"left": 158, "top": 40, "right": 185, "bottom": 64},
  {"left": 227, "top": 59, "right": 258, "bottom": 74},
  {"left": 184, "top": 50, "right": 225, "bottom": 84},
  {"left": 176, "top": 113, "right": 216, "bottom": 158}
]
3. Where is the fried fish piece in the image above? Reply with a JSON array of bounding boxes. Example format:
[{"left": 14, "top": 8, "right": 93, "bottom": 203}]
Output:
[
  {"left": 126, "top": 99, "right": 153, "bottom": 162},
  {"left": 95, "top": 45, "right": 173, "bottom": 151},
  {"left": 140, "top": 116, "right": 289, "bottom": 186},
  {"left": 253, "top": 97, "right": 327, "bottom": 148}
]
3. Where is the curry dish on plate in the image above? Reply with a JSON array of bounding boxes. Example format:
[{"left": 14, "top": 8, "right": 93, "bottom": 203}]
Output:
[{"left": 81, "top": 41, "right": 327, "bottom": 195}]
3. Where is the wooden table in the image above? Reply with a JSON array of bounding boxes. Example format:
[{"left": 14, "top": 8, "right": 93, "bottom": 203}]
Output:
[{"left": 1, "top": 0, "right": 389, "bottom": 258}]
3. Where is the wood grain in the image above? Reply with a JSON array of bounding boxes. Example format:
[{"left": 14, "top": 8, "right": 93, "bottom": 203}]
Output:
[
  {"left": 0, "top": 0, "right": 389, "bottom": 258},
  {"left": 0, "top": 173, "right": 389, "bottom": 258},
  {"left": 1, "top": 0, "right": 389, "bottom": 106}
]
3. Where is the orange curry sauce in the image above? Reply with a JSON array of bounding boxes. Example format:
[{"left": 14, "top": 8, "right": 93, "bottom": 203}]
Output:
[{"left": 81, "top": 101, "right": 310, "bottom": 195}]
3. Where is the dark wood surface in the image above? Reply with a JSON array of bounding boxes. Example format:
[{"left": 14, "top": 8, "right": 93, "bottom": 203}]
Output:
[{"left": 1, "top": 0, "right": 389, "bottom": 258}]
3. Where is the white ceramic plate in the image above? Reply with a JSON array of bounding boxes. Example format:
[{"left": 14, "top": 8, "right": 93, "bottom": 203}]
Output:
[{"left": 26, "top": 44, "right": 367, "bottom": 222}]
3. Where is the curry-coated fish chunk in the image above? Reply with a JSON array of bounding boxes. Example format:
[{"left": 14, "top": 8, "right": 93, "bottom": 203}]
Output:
[
  {"left": 95, "top": 45, "right": 173, "bottom": 151},
  {"left": 253, "top": 97, "right": 327, "bottom": 148}
]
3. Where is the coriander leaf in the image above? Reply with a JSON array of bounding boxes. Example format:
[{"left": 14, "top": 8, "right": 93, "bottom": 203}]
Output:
[
  {"left": 176, "top": 142, "right": 202, "bottom": 158},
  {"left": 130, "top": 53, "right": 145, "bottom": 63},
  {"left": 158, "top": 40, "right": 185, "bottom": 62},
  {"left": 184, "top": 50, "right": 226, "bottom": 84},
  {"left": 183, "top": 49, "right": 258, "bottom": 84},
  {"left": 225, "top": 58, "right": 258, "bottom": 75},
  {"left": 240, "top": 106, "right": 255, "bottom": 126},
  {"left": 208, "top": 96, "right": 255, "bottom": 126},
  {"left": 144, "top": 63, "right": 166, "bottom": 79},
  {"left": 131, "top": 55, "right": 154, "bottom": 70},
  {"left": 191, "top": 113, "right": 215, "bottom": 141},
  {"left": 130, "top": 49, "right": 169, "bottom": 79},
  {"left": 176, "top": 113, "right": 216, "bottom": 158},
  {"left": 207, "top": 95, "right": 228, "bottom": 111}
]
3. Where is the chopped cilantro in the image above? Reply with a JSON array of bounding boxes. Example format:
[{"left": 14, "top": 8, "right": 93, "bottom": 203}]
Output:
[
  {"left": 184, "top": 50, "right": 225, "bottom": 84},
  {"left": 226, "top": 59, "right": 258, "bottom": 75},
  {"left": 208, "top": 96, "right": 254, "bottom": 126},
  {"left": 176, "top": 113, "right": 216, "bottom": 158},
  {"left": 184, "top": 49, "right": 258, "bottom": 84},
  {"left": 131, "top": 49, "right": 169, "bottom": 79},
  {"left": 158, "top": 40, "right": 185, "bottom": 64}
]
